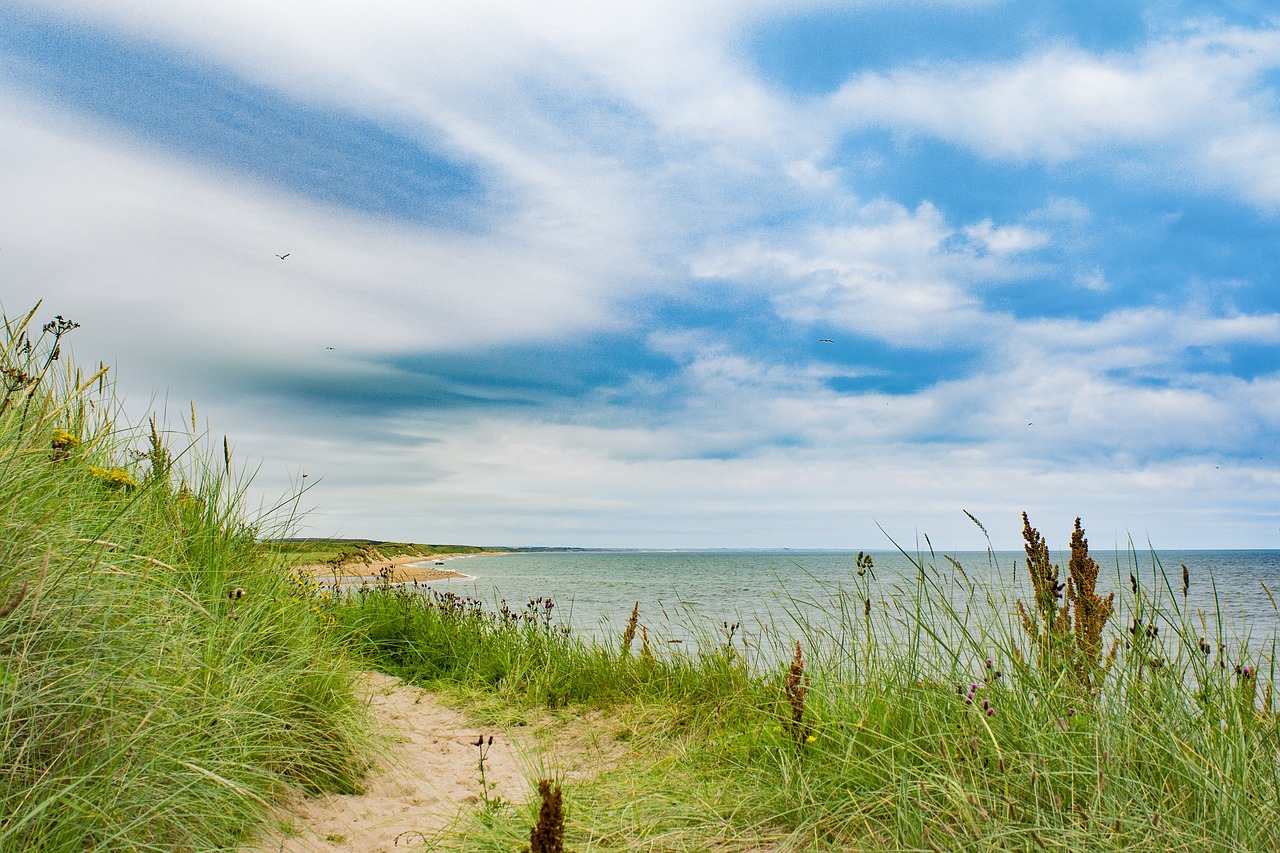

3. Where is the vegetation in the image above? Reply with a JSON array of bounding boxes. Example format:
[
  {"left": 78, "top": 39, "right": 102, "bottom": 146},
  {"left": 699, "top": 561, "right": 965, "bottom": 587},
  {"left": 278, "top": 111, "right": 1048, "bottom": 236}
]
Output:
[
  {"left": 262, "top": 539, "right": 500, "bottom": 573},
  {"left": 6, "top": 301, "right": 1280, "bottom": 851},
  {"left": 0, "top": 305, "right": 373, "bottom": 851},
  {"left": 327, "top": 530, "right": 1280, "bottom": 851}
]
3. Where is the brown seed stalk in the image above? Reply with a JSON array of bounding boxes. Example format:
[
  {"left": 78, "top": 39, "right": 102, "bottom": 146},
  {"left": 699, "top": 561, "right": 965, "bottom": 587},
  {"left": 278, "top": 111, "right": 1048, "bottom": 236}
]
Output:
[
  {"left": 784, "top": 640, "right": 811, "bottom": 745},
  {"left": 620, "top": 600, "right": 639, "bottom": 656},
  {"left": 529, "top": 780, "right": 565, "bottom": 853}
]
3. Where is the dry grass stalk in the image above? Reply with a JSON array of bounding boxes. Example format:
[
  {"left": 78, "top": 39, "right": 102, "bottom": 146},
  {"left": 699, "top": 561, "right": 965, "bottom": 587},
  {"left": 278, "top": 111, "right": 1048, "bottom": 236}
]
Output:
[
  {"left": 529, "top": 779, "right": 565, "bottom": 853},
  {"left": 1018, "top": 513, "right": 1117, "bottom": 688},
  {"left": 1067, "top": 517, "right": 1115, "bottom": 672},
  {"left": 620, "top": 600, "right": 639, "bottom": 656},
  {"left": 639, "top": 625, "right": 654, "bottom": 665},
  {"left": 0, "top": 582, "right": 28, "bottom": 619},
  {"left": 1016, "top": 513, "right": 1070, "bottom": 671},
  {"left": 784, "top": 640, "right": 811, "bottom": 745}
]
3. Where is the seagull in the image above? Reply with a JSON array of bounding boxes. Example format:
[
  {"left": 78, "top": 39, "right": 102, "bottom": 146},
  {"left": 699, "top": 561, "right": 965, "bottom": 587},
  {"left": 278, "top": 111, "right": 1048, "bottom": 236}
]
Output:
[
  {"left": 818, "top": 339, "right": 834, "bottom": 343},
  {"left": 275, "top": 253, "right": 290, "bottom": 260},
  {"left": 325, "top": 346, "right": 335, "bottom": 350}
]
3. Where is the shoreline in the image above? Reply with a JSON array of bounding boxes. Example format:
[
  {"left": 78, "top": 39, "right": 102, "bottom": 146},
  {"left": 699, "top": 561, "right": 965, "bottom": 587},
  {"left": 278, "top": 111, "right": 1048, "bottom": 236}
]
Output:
[{"left": 296, "top": 552, "right": 491, "bottom": 586}]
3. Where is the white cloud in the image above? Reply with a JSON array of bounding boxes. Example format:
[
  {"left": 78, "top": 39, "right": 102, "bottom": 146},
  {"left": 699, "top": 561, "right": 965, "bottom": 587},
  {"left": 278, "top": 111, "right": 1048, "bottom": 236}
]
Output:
[
  {"left": 826, "top": 23, "right": 1280, "bottom": 208},
  {"left": 696, "top": 198, "right": 1046, "bottom": 345},
  {"left": 6, "top": 1, "right": 1280, "bottom": 551},
  {"left": 962, "top": 219, "right": 1050, "bottom": 254},
  {"left": 0, "top": 84, "right": 660, "bottom": 376}
]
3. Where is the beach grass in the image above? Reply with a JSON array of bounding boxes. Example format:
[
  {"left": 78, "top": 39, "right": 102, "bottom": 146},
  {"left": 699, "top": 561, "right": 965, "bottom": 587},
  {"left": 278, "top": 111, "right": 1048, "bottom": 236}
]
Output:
[
  {"left": 330, "top": 531, "right": 1280, "bottom": 851},
  {"left": 7, "top": 300, "right": 1280, "bottom": 851},
  {"left": 0, "top": 305, "right": 374, "bottom": 851}
]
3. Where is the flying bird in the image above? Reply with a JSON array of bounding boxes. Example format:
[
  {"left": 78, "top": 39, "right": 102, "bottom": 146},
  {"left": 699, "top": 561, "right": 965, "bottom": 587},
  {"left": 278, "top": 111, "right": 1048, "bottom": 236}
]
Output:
[
  {"left": 818, "top": 339, "right": 834, "bottom": 343},
  {"left": 275, "top": 253, "right": 290, "bottom": 260}
]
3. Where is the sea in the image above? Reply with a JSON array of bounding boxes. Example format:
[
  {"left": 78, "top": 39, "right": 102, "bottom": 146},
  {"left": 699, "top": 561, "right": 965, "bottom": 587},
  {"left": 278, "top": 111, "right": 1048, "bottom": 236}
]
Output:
[{"left": 418, "top": 549, "right": 1280, "bottom": 650}]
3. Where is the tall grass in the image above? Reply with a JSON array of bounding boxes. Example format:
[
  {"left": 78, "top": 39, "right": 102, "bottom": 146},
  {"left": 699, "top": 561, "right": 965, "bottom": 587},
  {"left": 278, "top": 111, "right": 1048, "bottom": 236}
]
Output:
[
  {"left": 331, "top": 522, "right": 1280, "bottom": 850},
  {"left": 0, "top": 305, "right": 374, "bottom": 851}
]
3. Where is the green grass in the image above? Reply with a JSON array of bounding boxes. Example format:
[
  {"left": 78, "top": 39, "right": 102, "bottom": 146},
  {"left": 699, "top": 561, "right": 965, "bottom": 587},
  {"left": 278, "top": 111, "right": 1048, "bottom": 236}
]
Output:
[
  {"left": 8, "top": 300, "right": 1280, "bottom": 851},
  {"left": 330, "top": 536, "right": 1280, "bottom": 851},
  {"left": 0, "top": 304, "right": 374, "bottom": 851}
]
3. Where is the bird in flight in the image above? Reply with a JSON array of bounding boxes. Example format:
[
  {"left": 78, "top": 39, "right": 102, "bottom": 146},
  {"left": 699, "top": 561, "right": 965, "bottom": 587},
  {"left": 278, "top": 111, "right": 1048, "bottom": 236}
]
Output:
[
  {"left": 325, "top": 347, "right": 334, "bottom": 351},
  {"left": 818, "top": 339, "right": 834, "bottom": 343},
  {"left": 275, "top": 253, "right": 290, "bottom": 260}
]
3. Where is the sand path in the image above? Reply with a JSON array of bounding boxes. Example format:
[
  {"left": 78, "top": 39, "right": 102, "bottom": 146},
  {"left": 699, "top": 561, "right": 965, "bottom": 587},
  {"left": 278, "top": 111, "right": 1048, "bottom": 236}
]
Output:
[{"left": 245, "top": 672, "right": 622, "bottom": 853}]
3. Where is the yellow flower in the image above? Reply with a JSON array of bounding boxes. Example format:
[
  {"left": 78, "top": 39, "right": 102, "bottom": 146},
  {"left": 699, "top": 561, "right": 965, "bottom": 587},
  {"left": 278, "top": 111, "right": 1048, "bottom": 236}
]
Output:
[
  {"left": 51, "top": 429, "right": 80, "bottom": 448},
  {"left": 806, "top": 735, "right": 817, "bottom": 743},
  {"left": 87, "top": 464, "right": 138, "bottom": 490}
]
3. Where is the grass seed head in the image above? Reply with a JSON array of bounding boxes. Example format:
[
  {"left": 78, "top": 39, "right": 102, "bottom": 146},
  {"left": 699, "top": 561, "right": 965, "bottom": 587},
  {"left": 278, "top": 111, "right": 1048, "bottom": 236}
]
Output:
[
  {"left": 529, "top": 779, "right": 565, "bottom": 853},
  {"left": 621, "top": 600, "right": 639, "bottom": 656}
]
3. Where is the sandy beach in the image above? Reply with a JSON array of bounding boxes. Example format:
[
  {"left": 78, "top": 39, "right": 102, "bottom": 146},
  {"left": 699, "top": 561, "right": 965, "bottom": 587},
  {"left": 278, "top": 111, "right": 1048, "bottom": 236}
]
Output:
[{"left": 297, "top": 552, "right": 483, "bottom": 585}]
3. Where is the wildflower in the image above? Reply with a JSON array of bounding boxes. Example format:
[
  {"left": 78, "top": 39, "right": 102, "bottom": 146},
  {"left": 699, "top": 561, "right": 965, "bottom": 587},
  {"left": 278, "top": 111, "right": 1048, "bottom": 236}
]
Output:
[
  {"left": 50, "top": 428, "right": 79, "bottom": 460},
  {"left": 986, "top": 707, "right": 995, "bottom": 717},
  {"left": 87, "top": 465, "right": 138, "bottom": 490},
  {"left": 986, "top": 657, "right": 994, "bottom": 669},
  {"left": 806, "top": 734, "right": 817, "bottom": 744}
]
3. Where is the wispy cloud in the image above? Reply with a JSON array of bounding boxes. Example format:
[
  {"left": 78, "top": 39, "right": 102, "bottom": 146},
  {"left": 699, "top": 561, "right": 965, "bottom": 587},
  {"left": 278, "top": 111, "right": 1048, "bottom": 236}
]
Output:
[{"left": 3, "top": 1, "right": 1280, "bottom": 548}]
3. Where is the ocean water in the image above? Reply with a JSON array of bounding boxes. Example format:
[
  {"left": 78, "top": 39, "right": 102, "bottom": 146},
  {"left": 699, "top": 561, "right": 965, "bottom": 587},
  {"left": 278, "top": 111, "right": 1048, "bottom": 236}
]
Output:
[{"left": 421, "top": 549, "right": 1280, "bottom": 648}]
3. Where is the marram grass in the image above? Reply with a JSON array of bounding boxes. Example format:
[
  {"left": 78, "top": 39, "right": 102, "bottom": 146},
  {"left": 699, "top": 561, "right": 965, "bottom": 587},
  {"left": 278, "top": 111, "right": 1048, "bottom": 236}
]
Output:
[
  {"left": 332, "top": 525, "right": 1280, "bottom": 851},
  {"left": 7, "top": 302, "right": 1279, "bottom": 851},
  {"left": 0, "top": 305, "right": 373, "bottom": 851}
]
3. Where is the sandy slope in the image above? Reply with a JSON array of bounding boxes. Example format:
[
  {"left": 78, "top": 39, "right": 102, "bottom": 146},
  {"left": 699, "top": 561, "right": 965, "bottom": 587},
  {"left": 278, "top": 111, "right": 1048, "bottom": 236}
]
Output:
[{"left": 244, "top": 673, "right": 622, "bottom": 853}]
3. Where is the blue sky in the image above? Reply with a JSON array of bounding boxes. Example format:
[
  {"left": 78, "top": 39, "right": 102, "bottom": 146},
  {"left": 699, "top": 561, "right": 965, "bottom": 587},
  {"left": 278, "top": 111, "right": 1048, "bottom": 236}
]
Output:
[{"left": 2, "top": 0, "right": 1280, "bottom": 549}]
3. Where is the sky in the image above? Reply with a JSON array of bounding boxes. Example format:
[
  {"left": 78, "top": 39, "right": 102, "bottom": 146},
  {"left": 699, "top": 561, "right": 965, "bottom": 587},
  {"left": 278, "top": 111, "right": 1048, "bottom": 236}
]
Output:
[{"left": 2, "top": 0, "right": 1280, "bottom": 550}]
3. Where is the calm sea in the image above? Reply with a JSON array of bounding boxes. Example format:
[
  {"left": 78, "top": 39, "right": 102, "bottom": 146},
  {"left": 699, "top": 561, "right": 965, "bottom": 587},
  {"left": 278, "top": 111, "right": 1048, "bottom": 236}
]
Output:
[{"left": 420, "top": 549, "right": 1280, "bottom": 645}]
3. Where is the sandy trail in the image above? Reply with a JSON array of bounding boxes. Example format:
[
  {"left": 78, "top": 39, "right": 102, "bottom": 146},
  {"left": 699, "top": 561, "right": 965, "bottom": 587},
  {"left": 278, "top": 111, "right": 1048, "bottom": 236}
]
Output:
[{"left": 245, "top": 673, "right": 622, "bottom": 853}]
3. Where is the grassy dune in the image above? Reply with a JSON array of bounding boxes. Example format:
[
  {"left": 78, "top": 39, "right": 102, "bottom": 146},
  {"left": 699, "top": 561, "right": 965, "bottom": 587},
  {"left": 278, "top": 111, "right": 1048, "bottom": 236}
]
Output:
[
  {"left": 6, "top": 303, "right": 1280, "bottom": 851},
  {"left": 262, "top": 540, "right": 499, "bottom": 571},
  {"left": 0, "top": 306, "right": 373, "bottom": 851},
  {"left": 326, "top": 534, "right": 1280, "bottom": 851}
]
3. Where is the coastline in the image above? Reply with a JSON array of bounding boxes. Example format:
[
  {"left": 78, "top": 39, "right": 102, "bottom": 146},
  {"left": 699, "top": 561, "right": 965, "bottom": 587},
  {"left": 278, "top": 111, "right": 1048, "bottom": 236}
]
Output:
[{"left": 296, "top": 552, "right": 489, "bottom": 585}]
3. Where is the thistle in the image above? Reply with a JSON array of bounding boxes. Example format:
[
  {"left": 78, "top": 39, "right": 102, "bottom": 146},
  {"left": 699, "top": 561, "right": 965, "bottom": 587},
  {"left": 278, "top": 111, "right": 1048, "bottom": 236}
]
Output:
[{"left": 474, "top": 735, "right": 497, "bottom": 806}]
